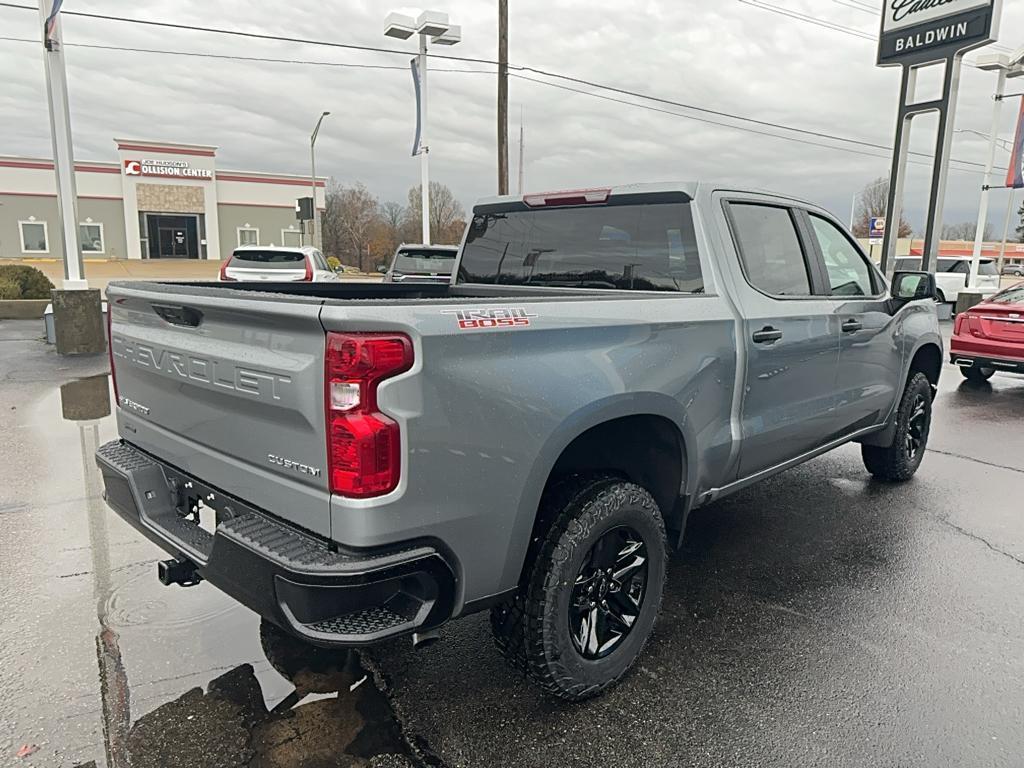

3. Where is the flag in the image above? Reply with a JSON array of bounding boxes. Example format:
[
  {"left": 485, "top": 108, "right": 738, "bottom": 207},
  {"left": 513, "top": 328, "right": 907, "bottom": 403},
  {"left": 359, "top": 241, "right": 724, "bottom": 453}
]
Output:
[
  {"left": 1007, "top": 96, "right": 1024, "bottom": 190},
  {"left": 410, "top": 57, "right": 423, "bottom": 157},
  {"left": 44, "top": 0, "right": 63, "bottom": 48}
]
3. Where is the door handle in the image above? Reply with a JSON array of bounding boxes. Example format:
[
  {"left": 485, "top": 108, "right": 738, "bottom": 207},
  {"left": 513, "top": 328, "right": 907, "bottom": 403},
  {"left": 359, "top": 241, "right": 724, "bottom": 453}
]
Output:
[
  {"left": 752, "top": 326, "right": 783, "bottom": 344},
  {"left": 841, "top": 319, "right": 862, "bottom": 333}
]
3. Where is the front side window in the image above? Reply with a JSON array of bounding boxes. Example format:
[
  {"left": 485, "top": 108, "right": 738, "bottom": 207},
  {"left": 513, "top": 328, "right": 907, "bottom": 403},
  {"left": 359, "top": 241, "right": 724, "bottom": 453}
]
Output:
[
  {"left": 728, "top": 203, "right": 811, "bottom": 297},
  {"left": 809, "top": 215, "right": 875, "bottom": 297},
  {"left": 80, "top": 223, "right": 104, "bottom": 253},
  {"left": 19, "top": 221, "right": 48, "bottom": 253},
  {"left": 238, "top": 228, "right": 259, "bottom": 247},
  {"left": 458, "top": 201, "right": 703, "bottom": 293}
]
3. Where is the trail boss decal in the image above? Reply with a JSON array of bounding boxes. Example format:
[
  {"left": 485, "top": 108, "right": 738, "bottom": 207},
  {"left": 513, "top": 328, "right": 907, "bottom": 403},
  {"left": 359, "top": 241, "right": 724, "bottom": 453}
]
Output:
[{"left": 442, "top": 307, "right": 537, "bottom": 330}]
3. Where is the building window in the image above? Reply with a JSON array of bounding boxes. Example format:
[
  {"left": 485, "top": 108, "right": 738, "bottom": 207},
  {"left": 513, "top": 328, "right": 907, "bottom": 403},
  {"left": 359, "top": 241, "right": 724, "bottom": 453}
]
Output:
[
  {"left": 281, "top": 228, "right": 303, "bottom": 248},
  {"left": 80, "top": 223, "right": 104, "bottom": 253},
  {"left": 237, "top": 227, "right": 260, "bottom": 247},
  {"left": 19, "top": 221, "right": 49, "bottom": 253}
]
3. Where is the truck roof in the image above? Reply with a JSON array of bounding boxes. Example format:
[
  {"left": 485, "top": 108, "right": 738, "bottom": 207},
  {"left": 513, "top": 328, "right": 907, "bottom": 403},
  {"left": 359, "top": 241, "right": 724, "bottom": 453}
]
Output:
[{"left": 473, "top": 181, "right": 821, "bottom": 211}]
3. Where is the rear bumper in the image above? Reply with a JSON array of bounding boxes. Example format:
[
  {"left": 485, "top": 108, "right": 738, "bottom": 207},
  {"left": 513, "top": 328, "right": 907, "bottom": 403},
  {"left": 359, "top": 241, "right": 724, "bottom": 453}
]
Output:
[
  {"left": 95, "top": 440, "right": 456, "bottom": 646},
  {"left": 949, "top": 352, "right": 1024, "bottom": 374}
]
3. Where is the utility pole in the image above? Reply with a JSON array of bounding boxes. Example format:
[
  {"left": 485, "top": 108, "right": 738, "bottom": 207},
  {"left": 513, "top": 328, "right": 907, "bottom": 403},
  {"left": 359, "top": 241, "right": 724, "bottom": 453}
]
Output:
[
  {"left": 517, "top": 105, "right": 525, "bottom": 195},
  {"left": 497, "top": 0, "right": 509, "bottom": 195},
  {"left": 38, "top": 0, "right": 85, "bottom": 289}
]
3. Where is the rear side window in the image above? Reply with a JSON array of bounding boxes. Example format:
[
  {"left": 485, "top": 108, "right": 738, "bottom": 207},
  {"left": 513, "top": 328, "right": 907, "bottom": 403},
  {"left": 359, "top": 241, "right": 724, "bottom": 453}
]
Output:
[
  {"left": 979, "top": 260, "right": 998, "bottom": 276},
  {"left": 728, "top": 203, "right": 811, "bottom": 297},
  {"left": 229, "top": 250, "right": 305, "bottom": 269},
  {"left": 458, "top": 201, "right": 703, "bottom": 293},
  {"left": 809, "top": 214, "right": 877, "bottom": 297},
  {"left": 896, "top": 258, "right": 922, "bottom": 271}
]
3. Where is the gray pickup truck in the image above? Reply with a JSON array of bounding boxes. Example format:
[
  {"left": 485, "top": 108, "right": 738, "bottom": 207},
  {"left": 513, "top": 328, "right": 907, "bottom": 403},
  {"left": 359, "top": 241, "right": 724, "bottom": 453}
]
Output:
[{"left": 97, "top": 182, "right": 942, "bottom": 700}]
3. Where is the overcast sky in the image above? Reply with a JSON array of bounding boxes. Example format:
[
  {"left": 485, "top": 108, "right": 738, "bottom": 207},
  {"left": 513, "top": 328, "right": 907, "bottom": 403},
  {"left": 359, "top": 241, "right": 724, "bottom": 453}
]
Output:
[{"left": 2, "top": 0, "right": 1022, "bottom": 232}]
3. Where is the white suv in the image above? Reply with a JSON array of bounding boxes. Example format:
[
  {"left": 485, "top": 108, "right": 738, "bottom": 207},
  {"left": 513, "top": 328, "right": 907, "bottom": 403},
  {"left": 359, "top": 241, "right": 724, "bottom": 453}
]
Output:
[
  {"left": 894, "top": 256, "right": 1000, "bottom": 304},
  {"left": 219, "top": 246, "right": 340, "bottom": 282}
]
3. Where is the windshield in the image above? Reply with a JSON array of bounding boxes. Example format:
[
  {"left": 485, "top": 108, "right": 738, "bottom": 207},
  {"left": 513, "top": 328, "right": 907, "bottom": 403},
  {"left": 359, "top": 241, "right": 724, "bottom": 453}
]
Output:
[
  {"left": 393, "top": 249, "right": 457, "bottom": 274},
  {"left": 988, "top": 285, "right": 1024, "bottom": 305},
  {"left": 229, "top": 250, "right": 306, "bottom": 269},
  {"left": 457, "top": 201, "right": 703, "bottom": 293}
]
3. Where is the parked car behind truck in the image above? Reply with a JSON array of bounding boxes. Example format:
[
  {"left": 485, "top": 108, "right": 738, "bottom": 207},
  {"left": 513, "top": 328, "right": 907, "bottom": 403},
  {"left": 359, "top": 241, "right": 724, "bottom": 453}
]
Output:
[
  {"left": 383, "top": 243, "right": 458, "bottom": 283},
  {"left": 98, "top": 182, "right": 942, "bottom": 701}
]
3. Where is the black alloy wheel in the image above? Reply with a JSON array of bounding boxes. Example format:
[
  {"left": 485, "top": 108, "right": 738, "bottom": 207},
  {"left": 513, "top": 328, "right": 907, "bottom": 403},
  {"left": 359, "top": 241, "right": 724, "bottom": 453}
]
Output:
[
  {"left": 904, "top": 392, "right": 928, "bottom": 460},
  {"left": 569, "top": 526, "right": 649, "bottom": 660}
]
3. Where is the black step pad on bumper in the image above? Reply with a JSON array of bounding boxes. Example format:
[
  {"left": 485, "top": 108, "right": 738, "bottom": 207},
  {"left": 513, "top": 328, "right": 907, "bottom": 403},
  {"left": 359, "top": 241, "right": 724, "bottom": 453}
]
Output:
[{"left": 95, "top": 440, "right": 456, "bottom": 646}]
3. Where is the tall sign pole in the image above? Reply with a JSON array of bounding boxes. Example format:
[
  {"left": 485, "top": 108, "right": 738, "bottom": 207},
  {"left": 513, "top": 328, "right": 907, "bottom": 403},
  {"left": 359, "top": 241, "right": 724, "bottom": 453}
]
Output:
[
  {"left": 497, "top": 0, "right": 509, "bottom": 196},
  {"left": 38, "top": 0, "right": 85, "bottom": 289},
  {"left": 877, "top": 0, "right": 1002, "bottom": 276}
]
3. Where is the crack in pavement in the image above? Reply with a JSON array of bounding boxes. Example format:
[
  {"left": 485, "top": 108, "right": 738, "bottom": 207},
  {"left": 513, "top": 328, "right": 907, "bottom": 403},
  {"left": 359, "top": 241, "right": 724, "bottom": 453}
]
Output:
[
  {"left": 939, "top": 518, "right": 1024, "bottom": 567},
  {"left": 929, "top": 448, "right": 1024, "bottom": 476}
]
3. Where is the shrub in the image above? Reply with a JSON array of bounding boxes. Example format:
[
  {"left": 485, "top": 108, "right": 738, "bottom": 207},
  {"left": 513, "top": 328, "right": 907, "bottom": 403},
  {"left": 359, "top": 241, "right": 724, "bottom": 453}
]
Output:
[
  {"left": 0, "top": 265, "right": 54, "bottom": 299},
  {"left": 326, "top": 256, "right": 341, "bottom": 272},
  {"left": 0, "top": 279, "right": 21, "bottom": 301}
]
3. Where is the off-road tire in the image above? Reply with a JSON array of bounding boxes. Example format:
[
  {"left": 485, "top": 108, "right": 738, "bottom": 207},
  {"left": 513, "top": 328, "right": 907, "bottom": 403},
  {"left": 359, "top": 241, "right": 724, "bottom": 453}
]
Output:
[
  {"left": 861, "top": 372, "right": 933, "bottom": 482},
  {"left": 490, "top": 475, "right": 667, "bottom": 701},
  {"left": 960, "top": 363, "right": 995, "bottom": 382}
]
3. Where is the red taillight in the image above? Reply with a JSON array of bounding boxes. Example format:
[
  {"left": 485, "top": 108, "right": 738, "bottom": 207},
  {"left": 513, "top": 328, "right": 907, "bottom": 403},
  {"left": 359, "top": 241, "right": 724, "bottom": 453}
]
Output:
[
  {"left": 219, "top": 260, "right": 236, "bottom": 281},
  {"left": 523, "top": 187, "right": 611, "bottom": 207},
  {"left": 325, "top": 333, "right": 413, "bottom": 498},
  {"left": 304, "top": 257, "right": 313, "bottom": 282},
  {"left": 953, "top": 313, "right": 965, "bottom": 335},
  {"left": 107, "top": 302, "right": 119, "bottom": 404}
]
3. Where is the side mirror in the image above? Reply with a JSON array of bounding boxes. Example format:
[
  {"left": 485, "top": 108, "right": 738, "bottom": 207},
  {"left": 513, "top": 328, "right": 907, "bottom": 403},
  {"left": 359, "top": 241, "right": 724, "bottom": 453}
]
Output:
[{"left": 891, "top": 271, "right": 935, "bottom": 302}]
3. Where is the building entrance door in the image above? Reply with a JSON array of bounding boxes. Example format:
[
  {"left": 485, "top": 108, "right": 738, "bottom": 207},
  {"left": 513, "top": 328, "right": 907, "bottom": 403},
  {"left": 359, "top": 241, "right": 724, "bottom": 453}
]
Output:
[{"left": 146, "top": 214, "right": 200, "bottom": 259}]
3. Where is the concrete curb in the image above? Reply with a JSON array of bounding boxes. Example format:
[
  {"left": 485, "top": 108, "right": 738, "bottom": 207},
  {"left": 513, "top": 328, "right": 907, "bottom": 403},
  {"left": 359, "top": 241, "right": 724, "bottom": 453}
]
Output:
[{"left": 0, "top": 299, "right": 50, "bottom": 319}]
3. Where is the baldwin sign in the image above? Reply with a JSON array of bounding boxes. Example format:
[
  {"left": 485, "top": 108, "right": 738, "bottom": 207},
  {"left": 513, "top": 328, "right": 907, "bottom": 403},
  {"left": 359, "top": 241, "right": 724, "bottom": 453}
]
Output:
[{"left": 877, "top": 0, "right": 1001, "bottom": 67}]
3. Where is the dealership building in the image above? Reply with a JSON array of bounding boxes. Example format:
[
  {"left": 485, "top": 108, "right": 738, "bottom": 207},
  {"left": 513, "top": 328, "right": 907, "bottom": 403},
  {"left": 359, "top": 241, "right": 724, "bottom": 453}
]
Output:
[{"left": 0, "top": 138, "right": 325, "bottom": 261}]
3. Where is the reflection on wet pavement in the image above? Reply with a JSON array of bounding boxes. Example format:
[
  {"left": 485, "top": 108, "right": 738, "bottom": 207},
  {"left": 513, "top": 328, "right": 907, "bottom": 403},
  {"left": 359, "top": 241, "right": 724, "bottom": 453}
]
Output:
[{"left": 2, "top": 366, "right": 416, "bottom": 767}]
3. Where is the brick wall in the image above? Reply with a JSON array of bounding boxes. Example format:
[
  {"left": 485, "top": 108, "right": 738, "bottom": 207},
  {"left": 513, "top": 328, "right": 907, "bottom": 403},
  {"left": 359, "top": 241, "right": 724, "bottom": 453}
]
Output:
[{"left": 136, "top": 183, "right": 205, "bottom": 214}]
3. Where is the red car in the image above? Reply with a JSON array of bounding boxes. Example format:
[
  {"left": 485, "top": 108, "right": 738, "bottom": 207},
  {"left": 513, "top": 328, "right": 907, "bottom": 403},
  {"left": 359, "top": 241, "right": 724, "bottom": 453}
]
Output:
[{"left": 951, "top": 282, "right": 1024, "bottom": 381}]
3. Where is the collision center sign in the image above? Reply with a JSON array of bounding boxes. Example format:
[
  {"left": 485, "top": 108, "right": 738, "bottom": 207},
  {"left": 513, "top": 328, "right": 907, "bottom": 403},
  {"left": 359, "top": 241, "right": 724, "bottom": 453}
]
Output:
[
  {"left": 124, "top": 159, "right": 214, "bottom": 180},
  {"left": 877, "top": 0, "right": 1000, "bottom": 66}
]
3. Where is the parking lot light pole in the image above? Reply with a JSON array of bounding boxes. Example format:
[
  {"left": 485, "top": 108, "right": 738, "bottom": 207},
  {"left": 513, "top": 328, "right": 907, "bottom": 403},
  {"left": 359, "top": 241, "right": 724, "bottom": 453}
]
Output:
[
  {"left": 385, "top": 9, "right": 461, "bottom": 246},
  {"left": 310, "top": 111, "right": 330, "bottom": 251},
  {"left": 968, "top": 52, "right": 1024, "bottom": 289}
]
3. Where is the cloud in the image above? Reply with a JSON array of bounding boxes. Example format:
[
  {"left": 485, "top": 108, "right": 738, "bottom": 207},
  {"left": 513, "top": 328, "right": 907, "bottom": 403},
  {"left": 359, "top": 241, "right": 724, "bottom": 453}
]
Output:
[{"left": 2, "top": 0, "right": 1021, "bottom": 231}]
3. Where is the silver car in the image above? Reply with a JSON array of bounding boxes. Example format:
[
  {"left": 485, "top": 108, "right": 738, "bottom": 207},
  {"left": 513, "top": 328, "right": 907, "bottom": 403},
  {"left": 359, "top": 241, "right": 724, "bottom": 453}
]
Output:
[{"left": 219, "top": 245, "right": 339, "bottom": 282}]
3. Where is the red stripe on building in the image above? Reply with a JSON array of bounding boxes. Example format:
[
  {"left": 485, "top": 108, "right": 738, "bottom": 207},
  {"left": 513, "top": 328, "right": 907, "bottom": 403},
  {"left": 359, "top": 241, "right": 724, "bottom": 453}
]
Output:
[
  {"left": 217, "top": 174, "right": 325, "bottom": 187},
  {"left": 219, "top": 201, "right": 326, "bottom": 210},
  {"left": 116, "top": 143, "right": 216, "bottom": 157},
  {"left": 0, "top": 191, "right": 123, "bottom": 200},
  {"left": 0, "top": 159, "right": 119, "bottom": 174}
]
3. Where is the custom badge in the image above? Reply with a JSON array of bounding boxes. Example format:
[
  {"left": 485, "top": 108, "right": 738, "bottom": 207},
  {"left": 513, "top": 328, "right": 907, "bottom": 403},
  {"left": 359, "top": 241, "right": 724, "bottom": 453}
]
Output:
[{"left": 442, "top": 307, "right": 537, "bottom": 330}]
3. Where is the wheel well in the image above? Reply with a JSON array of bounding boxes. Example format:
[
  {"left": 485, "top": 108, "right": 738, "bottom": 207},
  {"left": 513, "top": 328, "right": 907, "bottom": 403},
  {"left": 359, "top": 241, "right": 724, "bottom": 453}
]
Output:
[{"left": 909, "top": 344, "right": 941, "bottom": 392}]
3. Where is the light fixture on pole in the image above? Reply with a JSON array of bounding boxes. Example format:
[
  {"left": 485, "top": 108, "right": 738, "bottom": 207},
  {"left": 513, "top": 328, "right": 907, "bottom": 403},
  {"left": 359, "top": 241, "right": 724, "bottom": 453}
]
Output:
[
  {"left": 967, "top": 50, "right": 1024, "bottom": 289},
  {"left": 385, "top": 9, "right": 461, "bottom": 246},
  {"left": 310, "top": 111, "right": 330, "bottom": 251}
]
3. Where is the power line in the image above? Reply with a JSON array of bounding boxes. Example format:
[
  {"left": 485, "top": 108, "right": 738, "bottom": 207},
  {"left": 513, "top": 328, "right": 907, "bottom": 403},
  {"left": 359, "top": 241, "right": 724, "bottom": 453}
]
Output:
[
  {"left": 0, "top": 35, "right": 495, "bottom": 73},
  {"left": 0, "top": 1, "right": 998, "bottom": 170},
  {"left": 510, "top": 73, "right": 1002, "bottom": 175}
]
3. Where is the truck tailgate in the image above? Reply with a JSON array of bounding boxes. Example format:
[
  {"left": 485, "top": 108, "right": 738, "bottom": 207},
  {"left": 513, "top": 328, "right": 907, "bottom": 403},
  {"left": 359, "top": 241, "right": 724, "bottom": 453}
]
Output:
[{"left": 108, "top": 285, "right": 332, "bottom": 538}]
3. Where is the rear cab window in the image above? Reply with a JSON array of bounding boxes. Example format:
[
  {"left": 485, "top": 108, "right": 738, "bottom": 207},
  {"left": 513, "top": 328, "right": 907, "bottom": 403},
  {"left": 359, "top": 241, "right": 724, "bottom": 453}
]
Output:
[
  {"left": 229, "top": 249, "right": 307, "bottom": 269},
  {"left": 457, "top": 196, "right": 703, "bottom": 293}
]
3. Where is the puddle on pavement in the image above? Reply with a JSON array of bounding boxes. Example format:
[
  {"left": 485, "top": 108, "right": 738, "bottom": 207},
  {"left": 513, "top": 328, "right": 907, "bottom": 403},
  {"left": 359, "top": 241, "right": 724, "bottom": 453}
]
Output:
[{"left": 5, "top": 374, "right": 417, "bottom": 767}]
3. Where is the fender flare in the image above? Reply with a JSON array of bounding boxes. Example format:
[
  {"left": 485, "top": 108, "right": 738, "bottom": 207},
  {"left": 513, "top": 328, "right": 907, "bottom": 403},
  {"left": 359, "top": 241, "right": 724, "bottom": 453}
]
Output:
[
  {"left": 858, "top": 336, "right": 942, "bottom": 448},
  {"left": 496, "top": 392, "right": 698, "bottom": 591}
]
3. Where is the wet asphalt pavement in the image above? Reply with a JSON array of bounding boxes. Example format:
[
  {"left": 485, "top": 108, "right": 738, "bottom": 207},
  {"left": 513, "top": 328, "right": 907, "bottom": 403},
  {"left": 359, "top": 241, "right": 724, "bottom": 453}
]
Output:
[{"left": 1, "top": 317, "right": 1022, "bottom": 767}]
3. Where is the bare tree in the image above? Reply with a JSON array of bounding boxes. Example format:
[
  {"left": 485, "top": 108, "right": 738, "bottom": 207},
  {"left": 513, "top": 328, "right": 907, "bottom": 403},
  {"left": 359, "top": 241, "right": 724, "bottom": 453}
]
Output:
[
  {"left": 852, "top": 177, "right": 913, "bottom": 238},
  {"left": 941, "top": 221, "right": 994, "bottom": 241},
  {"left": 404, "top": 182, "right": 468, "bottom": 245},
  {"left": 319, "top": 179, "right": 347, "bottom": 259},
  {"left": 326, "top": 182, "right": 380, "bottom": 270}
]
